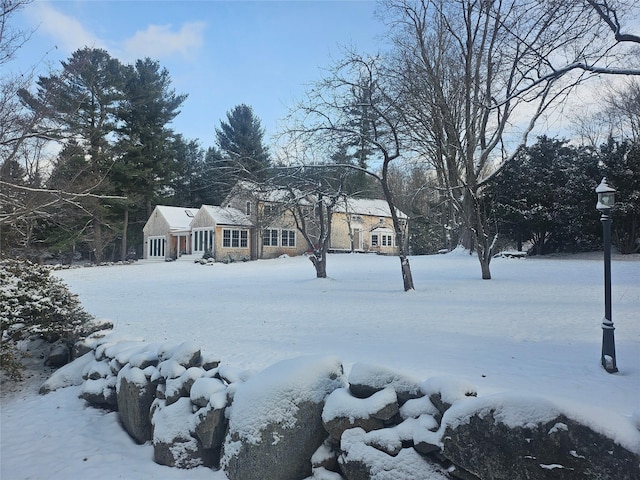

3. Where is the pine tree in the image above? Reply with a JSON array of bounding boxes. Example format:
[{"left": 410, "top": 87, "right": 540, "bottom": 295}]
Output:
[
  {"left": 214, "top": 104, "right": 270, "bottom": 199},
  {"left": 19, "top": 47, "right": 124, "bottom": 262}
]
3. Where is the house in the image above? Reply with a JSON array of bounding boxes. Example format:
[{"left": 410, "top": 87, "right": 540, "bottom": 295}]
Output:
[
  {"left": 189, "top": 205, "right": 253, "bottom": 262},
  {"left": 224, "top": 181, "right": 407, "bottom": 257},
  {"left": 223, "top": 181, "right": 312, "bottom": 260},
  {"left": 330, "top": 197, "right": 408, "bottom": 254},
  {"left": 142, "top": 183, "right": 408, "bottom": 261},
  {"left": 142, "top": 206, "right": 199, "bottom": 260}
]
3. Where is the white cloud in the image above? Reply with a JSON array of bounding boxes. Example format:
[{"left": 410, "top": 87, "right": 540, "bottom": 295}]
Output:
[
  {"left": 121, "top": 22, "right": 206, "bottom": 61},
  {"left": 26, "top": 1, "right": 106, "bottom": 53}
]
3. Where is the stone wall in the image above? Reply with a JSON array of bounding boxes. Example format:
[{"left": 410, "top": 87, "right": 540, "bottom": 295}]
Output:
[{"left": 41, "top": 336, "right": 640, "bottom": 480}]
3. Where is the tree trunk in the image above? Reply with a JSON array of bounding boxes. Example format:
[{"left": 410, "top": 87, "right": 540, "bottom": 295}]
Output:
[
  {"left": 309, "top": 254, "right": 327, "bottom": 278},
  {"left": 120, "top": 207, "right": 129, "bottom": 261},
  {"left": 479, "top": 255, "right": 492, "bottom": 280},
  {"left": 400, "top": 256, "right": 414, "bottom": 291},
  {"left": 93, "top": 217, "right": 103, "bottom": 263}
]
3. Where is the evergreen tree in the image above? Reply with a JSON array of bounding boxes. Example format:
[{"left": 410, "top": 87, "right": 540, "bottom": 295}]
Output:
[
  {"left": 601, "top": 139, "right": 640, "bottom": 253},
  {"left": 114, "top": 58, "right": 187, "bottom": 259},
  {"left": 19, "top": 47, "right": 124, "bottom": 262},
  {"left": 214, "top": 104, "right": 270, "bottom": 199}
]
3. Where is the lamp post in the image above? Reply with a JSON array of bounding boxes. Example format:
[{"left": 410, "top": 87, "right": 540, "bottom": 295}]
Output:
[{"left": 595, "top": 177, "right": 617, "bottom": 373}]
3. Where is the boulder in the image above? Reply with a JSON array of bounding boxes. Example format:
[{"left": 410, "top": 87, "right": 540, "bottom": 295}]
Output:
[
  {"left": 348, "top": 362, "right": 423, "bottom": 404},
  {"left": 194, "top": 403, "right": 227, "bottom": 450},
  {"left": 422, "top": 375, "right": 477, "bottom": 418},
  {"left": 44, "top": 342, "right": 70, "bottom": 367},
  {"left": 221, "top": 355, "right": 344, "bottom": 480},
  {"left": 79, "top": 376, "right": 117, "bottom": 409},
  {"left": 151, "top": 397, "right": 212, "bottom": 468},
  {"left": 39, "top": 351, "right": 95, "bottom": 394},
  {"left": 322, "top": 387, "right": 399, "bottom": 442},
  {"left": 440, "top": 394, "right": 640, "bottom": 480},
  {"left": 337, "top": 428, "right": 449, "bottom": 480},
  {"left": 116, "top": 365, "right": 158, "bottom": 443}
]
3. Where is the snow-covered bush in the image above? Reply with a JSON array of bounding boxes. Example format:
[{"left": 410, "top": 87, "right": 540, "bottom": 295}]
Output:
[{"left": 0, "top": 259, "right": 93, "bottom": 379}]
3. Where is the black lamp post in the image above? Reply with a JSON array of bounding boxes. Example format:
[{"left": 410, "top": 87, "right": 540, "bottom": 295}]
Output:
[{"left": 595, "top": 177, "right": 618, "bottom": 373}]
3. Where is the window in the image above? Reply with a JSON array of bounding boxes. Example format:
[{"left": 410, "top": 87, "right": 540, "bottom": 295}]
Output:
[
  {"left": 246, "top": 201, "right": 251, "bottom": 216},
  {"left": 263, "top": 229, "right": 278, "bottom": 246},
  {"left": 148, "top": 236, "right": 165, "bottom": 257},
  {"left": 381, "top": 234, "right": 393, "bottom": 247},
  {"left": 193, "top": 229, "right": 213, "bottom": 252},
  {"left": 371, "top": 234, "right": 379, "bottom": 247},
  {"left": 223, "top": 229, "right": 248, "bottom": 248},
  {"left": 281, "top": 230, "right": 296, "bottom": 247},
  {"left": 264, "top": 204, "right": 276, "bottom": 216}
]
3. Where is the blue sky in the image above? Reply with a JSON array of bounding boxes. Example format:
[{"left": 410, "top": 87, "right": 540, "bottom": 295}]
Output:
[{"left": 10, "top": 0, "right": 386, "bottom": 150}]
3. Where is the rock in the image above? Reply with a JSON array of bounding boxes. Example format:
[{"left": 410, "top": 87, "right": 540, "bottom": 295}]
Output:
[
  {"left": 322, "top": 388, "right": 399, "bottom": 442},
  {"left": 151, "top": 397, "right": 212, "bottom": 468},
  {"left": 116, "top": 365, "right": 158, "bottom": 443},
  {"left": 190, "top": 377, "right": 227, "bottom": 408},
  {"left": 422, "top": 376, "right": 477, "bottom": 418},
  {"left": 79, "top": 376, "right": 118, "bottom": 409},
  {"left": 337, "top": 428, "right": 449, "bottom": 480},
  {"left": 221, "top": 356, "right": 344, "bottom": 480},
  {"left": 311, "top": 439, "right": 341, "bottom": 473},
  {"left": 170, "top": 341, "right": 201, "bottom": 368},
  {"left": 83, "top": 359, "right": 111, "bottom": 380},
  {"left": 39, "top": 351, "right": 95, "bottom": 394},
  {"left": 440, "top": 394, "right": 640, "bottom": 480},
  {"left": 44, "top": 342, "right": 70, "bottom": 367},
  {"left": 195, "top": 404, "right": 227, "bottom": 449},
  {"left": 348, "top": 362, "right": 423, "bottom": 405},
  {"left": 164, "top": 367, "right": 204, "bottom": 406}
]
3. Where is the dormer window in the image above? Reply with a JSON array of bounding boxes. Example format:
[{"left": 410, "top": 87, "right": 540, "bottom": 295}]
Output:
[{"left": 246, "top": 201, "right": 251, "bottom": 216}]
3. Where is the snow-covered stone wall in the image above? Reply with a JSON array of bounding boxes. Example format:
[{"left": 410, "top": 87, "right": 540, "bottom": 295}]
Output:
[{"left": 41, "top": 334, "right": 640, "bottom": 480}]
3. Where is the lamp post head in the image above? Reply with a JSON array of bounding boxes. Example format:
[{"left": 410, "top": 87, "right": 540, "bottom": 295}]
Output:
[{"left": 596, "top": 177, "right": 616, "bottom": 212}]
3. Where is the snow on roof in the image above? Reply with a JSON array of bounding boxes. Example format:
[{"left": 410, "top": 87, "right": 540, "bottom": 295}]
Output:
[
  {"left": 200, "top": 205, "right": 253, "bottom": 226},
  {"left": 155, "top": 206, "right": 199, "bottom": 230},
  {"left": 335, "top": 198, "right": 407, "bottom": 219}
]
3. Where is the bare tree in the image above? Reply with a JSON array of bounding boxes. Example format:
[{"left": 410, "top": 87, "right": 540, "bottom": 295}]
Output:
[
  {"left": 383, "top": 0, "right": 640, "bottom": 279},
  {"left": 283, "top": 52, "right": 415, "bottom": 291}
]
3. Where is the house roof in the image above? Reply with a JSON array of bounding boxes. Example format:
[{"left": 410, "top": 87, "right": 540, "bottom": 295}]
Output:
[
  {"left": 154, "top": 205, "right": 200, "bottom": 230},
  {"left": 200, "top": 205, "right": 253, "bottom": 226},
  {"left": 334, "top": 198, "right": 408, "bottom": 219}
]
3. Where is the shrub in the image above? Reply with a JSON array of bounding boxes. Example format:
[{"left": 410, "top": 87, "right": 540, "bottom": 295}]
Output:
[{"left": 0, "top": 260, "right": 93, "bottom": 379}]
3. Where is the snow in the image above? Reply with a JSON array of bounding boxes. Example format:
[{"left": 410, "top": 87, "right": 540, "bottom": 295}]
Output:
[
  {"left": 190, "top": 377, "right": 227, "bottom": 409},
  {"left": 39, "top": 351, "right": 95, "bottom": 393},
  {"left": 2, "top": 252, "right": 639, "bottom": 479},
  {"left": 322, "top": 387, "right": 397, "bottom": 423},
  {"left": 348, "top": 362, "right": 421, "bottom": 397},
  {"left": 440, "top": 393, "right": 640, "bottom": 453},
  {"left": 225, "top": 355, "right": 343, "bottom": 445},
  {"left": 422, "top": 375, "right": 478, "bottom": 405},
  {"left": 339, "top": 427, "right": 449, "bottom": 479}
]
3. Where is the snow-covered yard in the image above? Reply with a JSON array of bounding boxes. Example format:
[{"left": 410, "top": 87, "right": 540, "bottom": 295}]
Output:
[{"left": 2, "top": 251, "right": 639, "bottom": 479}]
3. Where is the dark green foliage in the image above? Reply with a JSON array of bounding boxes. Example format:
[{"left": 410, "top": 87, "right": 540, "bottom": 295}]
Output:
[
  {"left": 601, "top": 139, "right": 640, "bottom": 253},
  {"left": 213, "top": 104, "right": 271, "bottom": 201},
  {"left": 490, "top": 136, "right": 602, "bottom": 255},
  {"left": 0, "top": 260, "right": 93, "bottom": 379}
]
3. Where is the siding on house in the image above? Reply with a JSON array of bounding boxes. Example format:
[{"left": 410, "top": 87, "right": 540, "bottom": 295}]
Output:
[
  {"left": 142, "top": 206, "right": 198, "bottom": 259},
  {"left": 190, "top": 205, "right": 252, "bottom": 262},
  {"left": 330, "top": 198, "right": 407, "bottom": 254},
  {"left": 225, "top": 182, "right": 313, "bottom": 260}
]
